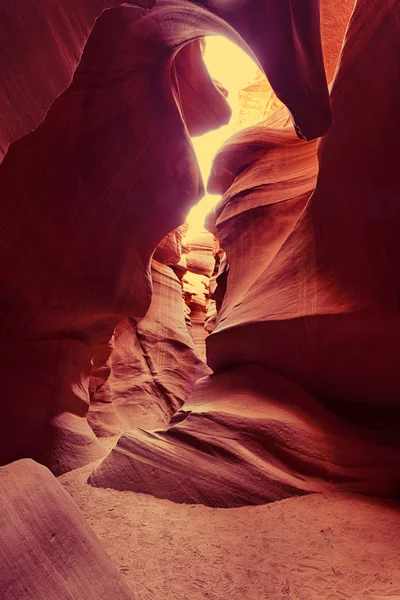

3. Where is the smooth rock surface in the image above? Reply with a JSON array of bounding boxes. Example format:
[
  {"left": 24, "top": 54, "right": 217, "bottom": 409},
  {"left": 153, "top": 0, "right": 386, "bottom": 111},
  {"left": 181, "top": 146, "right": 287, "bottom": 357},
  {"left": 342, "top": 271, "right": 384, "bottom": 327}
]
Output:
[
  {"left": 91, "top": 0, "right": 400, "bottom": 506},
  {"left": 90, "top": 364, "right": 400, "bottom": 506},
  {"left": 0, "top": 459, "right": 135, "bottom": 600},
  {"left": 0, "top": 0, "right": 330, "bottom": 474}
]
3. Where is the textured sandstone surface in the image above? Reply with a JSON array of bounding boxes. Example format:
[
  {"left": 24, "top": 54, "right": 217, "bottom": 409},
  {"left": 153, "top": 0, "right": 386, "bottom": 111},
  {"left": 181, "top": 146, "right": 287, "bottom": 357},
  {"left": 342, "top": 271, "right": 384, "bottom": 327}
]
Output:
[
  {"left": 153, "top": 227, "right": 184, "bottom": 267},
  {"left": 90, "top": 364, "right": 400, "bottom": 506},
  {"left": 236, "top": 70, "right": 282, "bottom": 131},
  {"left": 182, "top": 272, "right": 210, "bottom": 359},
  {"left": 3, "top": 1, "right": 400, "bottom": 599},
  {"left": 0, "top": 459, "right": 134, "bottom": 600},
  {"left": 0, "top": 0, "right": 330, "bottom": 475},
  {"left": 1, "top": 1, "right": 400, "bottom": 599},
  {"left": 182, "top": 229, "right": 216, "bottom": 356},
  {"left": 89, "top": 260, "right": 209, "bottom": 437},
  {"left": 184, "top": 230, "right": 215, "bottom": 278},
  {"left": 91, "top": 0, "right": 400, "bottom": 506}
]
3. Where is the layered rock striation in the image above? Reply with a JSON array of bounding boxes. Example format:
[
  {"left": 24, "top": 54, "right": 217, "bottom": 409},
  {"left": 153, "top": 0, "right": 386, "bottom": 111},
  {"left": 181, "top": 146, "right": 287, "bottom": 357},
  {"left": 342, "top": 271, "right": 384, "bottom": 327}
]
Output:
[
  {"left": 0, "top": 459, "right": 135, "bottom": 600},
  {"left": 91, "top": 0, "right": 400, "bottom": 506},
  {"left": 181, "top": 230, "right": 215, "bottom": 358},
  {"left": 88, "top": 257, "right": 209, "bottom": 437},
  {"left": 0, "top": 0, "right": 330, "bottom": 475}
]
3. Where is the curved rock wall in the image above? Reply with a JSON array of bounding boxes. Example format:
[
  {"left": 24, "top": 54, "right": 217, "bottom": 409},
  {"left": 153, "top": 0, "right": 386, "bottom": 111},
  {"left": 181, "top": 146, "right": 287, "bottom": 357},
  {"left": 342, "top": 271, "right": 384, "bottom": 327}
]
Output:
[
  {"left": 90, "top": 0, "right": 400, "bottom": 506},
  {"left": 0, "top": 0, "right": 330, "bottom": 475},
  {"left": 181, "top": 230, "right": 216, "bottom": 357},
  {"left": 0, "top": 6, "right": 219, "bottom": 473},
  {"left": 89, "top": 259, "right": 209, "bottom": 437}
]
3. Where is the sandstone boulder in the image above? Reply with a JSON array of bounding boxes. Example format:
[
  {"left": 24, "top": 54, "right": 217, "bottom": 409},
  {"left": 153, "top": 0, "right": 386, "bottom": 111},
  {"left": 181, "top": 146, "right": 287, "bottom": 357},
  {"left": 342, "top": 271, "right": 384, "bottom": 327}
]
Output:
[{"left": 0, "top": 459, "right": 134, "bottom": 599}]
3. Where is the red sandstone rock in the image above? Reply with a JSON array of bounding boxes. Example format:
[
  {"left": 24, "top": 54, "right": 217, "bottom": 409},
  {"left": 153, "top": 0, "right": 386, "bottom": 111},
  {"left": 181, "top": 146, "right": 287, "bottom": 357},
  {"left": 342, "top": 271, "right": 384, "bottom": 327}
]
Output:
[
  {"left": 88, "top": 226, "right": 204, "bottom": 437},
  {"left": 181, "top": 229, "right": 215, "bottom": 356},
  {"left": 0, "top": 459, "right": 134, "bottom": 599},
  {"left": 184, "top": 230, "right": 215, "bottom": 278},
  {"left": 204, "top": 298, "right": 218, "bottom": 334},
  {"left": 89, "top": 364, "right": 400, "bottom": 506},
  {"left": 182, "top": 229, "right": 215, "bottom": 356},
  {"left": 236, "top": 70, "right": 283, "bottom": 131},
  {"left": 0, "top": 0, "right": 153, "bottom": 166},
  {"left": 320, "top": 0, "right": 356, "bottom": 82},
  {"left": 89, "top": 260, "right": 209, "bottom": 437},
  {"left": 0, "top": 0, "right": 330, "bottom": 474},
  {"left": 91, "top": 0, "right": 400, "bottom": 506},
  {"left": 182, "top": 271, "right": 211, "bottom": 359},
  {"left": 136, "top": 261, "right": 210, "bottom": 406},
  {"left": 153, "top": 227, "right": 184, "bottom": 266},
  {"left": 197, "top": 0, "right": 331, "bottom": 140}
]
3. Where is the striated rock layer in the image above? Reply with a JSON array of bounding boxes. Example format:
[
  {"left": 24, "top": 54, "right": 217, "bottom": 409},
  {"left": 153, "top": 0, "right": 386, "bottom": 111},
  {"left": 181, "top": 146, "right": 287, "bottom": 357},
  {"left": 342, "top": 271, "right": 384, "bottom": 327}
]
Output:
[
  {"left": 88, "top": 260, "right": 209, "bottom": 437},
  {"left": 0, "top": 0, "right": 330, "bottom": 474},
  {"left": 0, "top": 459, "right": 134, "bottom": 600},
  {"left": 91, "top": 0, "right": 400, "bottom": 506},
  {"left": 181, "top": 229, "right": 215, "bottom": 357},
  {"left": 87, "top": 227, "right": 206, "bottom": 437}
]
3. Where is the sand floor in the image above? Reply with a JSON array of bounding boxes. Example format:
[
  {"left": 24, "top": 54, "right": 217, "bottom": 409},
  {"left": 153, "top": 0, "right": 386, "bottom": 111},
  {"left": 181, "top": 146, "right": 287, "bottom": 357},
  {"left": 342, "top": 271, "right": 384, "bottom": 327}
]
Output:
[{"left": 59, "top": 442, "right": 400, "bottom": 600}]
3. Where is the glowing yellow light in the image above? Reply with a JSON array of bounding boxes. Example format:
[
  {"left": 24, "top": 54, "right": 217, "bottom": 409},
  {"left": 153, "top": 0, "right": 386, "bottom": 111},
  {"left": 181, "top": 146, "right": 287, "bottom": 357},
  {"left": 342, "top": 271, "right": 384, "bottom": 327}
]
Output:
[{"left": 186, "top": 36, "right": 259, "bottom": 233}]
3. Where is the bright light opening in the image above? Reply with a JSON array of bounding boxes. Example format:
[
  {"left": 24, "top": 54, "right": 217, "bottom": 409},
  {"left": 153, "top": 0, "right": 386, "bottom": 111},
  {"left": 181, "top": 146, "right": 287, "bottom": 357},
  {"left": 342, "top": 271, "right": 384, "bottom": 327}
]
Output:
[{"left": 186, "top": 36, "right": 269, "bottom": 233}]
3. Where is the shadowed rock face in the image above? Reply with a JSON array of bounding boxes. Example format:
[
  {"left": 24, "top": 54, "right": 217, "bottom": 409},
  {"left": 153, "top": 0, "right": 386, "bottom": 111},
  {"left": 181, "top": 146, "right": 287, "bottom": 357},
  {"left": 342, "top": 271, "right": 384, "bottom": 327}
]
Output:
[
  {"left": 90, "top": 0, "right": 400, "bottom": 506},
  {"left": 0, "top": 0, "right": 330, "bottom": 473}
]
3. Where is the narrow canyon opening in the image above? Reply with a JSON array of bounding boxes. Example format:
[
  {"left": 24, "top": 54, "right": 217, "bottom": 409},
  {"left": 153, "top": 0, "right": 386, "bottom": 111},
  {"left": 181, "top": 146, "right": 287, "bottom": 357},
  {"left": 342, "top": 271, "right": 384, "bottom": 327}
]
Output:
[
  {"left": 1, "top": 2, "right": 400, "bottom": 599},
  {"left": 187, "top": 35, "right": 273, "bottom": 233}
]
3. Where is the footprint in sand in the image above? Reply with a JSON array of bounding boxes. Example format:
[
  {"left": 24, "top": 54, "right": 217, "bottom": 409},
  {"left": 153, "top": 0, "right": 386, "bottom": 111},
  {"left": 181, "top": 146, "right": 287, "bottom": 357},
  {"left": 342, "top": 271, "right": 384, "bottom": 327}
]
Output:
[
  {"left": 131, "top": 558, "right": 146, "bottom": 570},
  {"left": 135, "top": 590, "right": 155, "bottom": 600},
  {"left": 190, "top": 579, "right": 208, "bottom": 592}
]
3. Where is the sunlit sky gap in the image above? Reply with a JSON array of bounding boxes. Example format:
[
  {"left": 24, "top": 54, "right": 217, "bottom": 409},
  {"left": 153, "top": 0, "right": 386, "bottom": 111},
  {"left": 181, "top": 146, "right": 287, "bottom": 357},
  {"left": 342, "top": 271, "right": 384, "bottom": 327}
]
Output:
[{"left": 186, "top": 36, "right": 260, "bottom": 232}]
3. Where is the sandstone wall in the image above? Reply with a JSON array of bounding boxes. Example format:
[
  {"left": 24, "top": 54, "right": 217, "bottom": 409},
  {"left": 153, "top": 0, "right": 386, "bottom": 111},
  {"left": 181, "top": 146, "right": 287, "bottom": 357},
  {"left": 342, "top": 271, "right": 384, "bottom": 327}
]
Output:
[
  {"left": 91, "top": 0, "right": 400, "bottom": 506},
  {"left": 89, "top": 259, "right": 209, "bottom": 437},
  {"left": 0, "top": 0, "right": 331, "bottom": 473},
  {"left": 181, "top": 230, "right": 215, "bottom": 358}
]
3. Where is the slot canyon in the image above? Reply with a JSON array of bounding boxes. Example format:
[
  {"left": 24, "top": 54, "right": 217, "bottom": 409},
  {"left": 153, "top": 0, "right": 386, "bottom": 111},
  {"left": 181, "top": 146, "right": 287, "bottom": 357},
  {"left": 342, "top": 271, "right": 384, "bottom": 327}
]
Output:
[{"left": 1, "top": 0, "right": 400, "bottom": 598}]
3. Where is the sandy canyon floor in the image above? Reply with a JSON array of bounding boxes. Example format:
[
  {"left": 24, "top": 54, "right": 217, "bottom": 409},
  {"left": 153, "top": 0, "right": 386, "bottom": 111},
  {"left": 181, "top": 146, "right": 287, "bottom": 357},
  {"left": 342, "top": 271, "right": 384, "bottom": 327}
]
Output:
[{"left": 59, "top": 440, "right": 400, "bottom": 600}]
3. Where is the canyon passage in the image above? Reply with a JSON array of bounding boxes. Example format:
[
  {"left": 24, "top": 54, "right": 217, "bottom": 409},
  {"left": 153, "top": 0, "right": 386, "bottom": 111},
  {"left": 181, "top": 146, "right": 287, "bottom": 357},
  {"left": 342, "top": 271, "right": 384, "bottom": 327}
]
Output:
[{"left": 0, "top": 1, "right": 400, "bottom": 598}]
